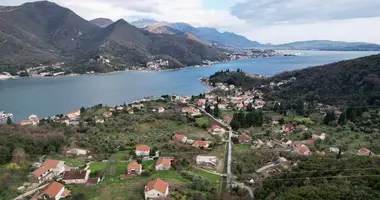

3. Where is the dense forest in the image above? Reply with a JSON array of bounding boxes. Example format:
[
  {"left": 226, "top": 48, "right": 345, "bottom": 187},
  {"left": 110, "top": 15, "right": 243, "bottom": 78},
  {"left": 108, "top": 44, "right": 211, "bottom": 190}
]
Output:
[
  {"left": 270, "top": 53, "right": 380, "bottom": 106},
  {"left": 255, "top": 155, "right": 380, "bottom": 200}
]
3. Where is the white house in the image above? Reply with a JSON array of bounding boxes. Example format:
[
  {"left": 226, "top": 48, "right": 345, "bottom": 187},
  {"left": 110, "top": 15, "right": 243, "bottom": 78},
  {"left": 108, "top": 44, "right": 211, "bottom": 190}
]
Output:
[
  {"left": 312, "top": 132, "right": 327, "bottom": 141},
  {"left": 67, "top": 110, "right": 81, "bottom": 120},
  {"left": 155, "top": 158, "right": 172, "bottom": 170},
  {"left": 196, "top": 155, "right": 218, "bottom": 166},
  {"left": 329, "top": 147, "right": 340, "bottom": 154},
  {"left": 32, "top": 160, "right": 65, "bottom": 184},
  {"left": 144, "top": 178, "right": 169, "bottom": 200},
  {"left": 135, "top": 145, "right": 150, "bottom": 156},
  {"left": 158, "top": 107, "right": 165, "bottom": 113},
  {"left": 66, "top": 148, "right": 88, "bottom": 156},
  {"left": 31, "top": 181, "right": 71, "bottom": 200}
]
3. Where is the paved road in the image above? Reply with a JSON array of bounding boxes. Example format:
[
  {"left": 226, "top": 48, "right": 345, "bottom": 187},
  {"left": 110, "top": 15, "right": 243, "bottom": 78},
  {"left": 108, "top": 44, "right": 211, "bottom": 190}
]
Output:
[{"left": 192, "top": 104, "right": 254, "bottom": 199}]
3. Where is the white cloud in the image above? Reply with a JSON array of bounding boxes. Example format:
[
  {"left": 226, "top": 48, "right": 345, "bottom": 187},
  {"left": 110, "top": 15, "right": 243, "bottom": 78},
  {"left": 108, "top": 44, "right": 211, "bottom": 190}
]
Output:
[
  {"left": 231, "top": 0, "right": 380, "bottom": 24},
  {"left": 1, "top": 0, "right": 380, "bottom": 44}
]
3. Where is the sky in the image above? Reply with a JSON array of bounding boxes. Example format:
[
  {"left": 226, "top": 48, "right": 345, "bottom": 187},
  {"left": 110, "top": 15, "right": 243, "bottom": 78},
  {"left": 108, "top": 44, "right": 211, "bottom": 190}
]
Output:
[{"left": 2, "top": 0, "right": 380, "bottom": 44}]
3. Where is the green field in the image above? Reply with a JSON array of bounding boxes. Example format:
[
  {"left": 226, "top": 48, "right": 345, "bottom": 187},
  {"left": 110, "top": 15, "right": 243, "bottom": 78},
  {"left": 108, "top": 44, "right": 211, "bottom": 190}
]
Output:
[
  {"left": 89, "top": 162, "right": 109, "bottom": 173},
  {"left": 47, "top": 155, "right": 86, "bottom": 167},
  {"left": 142, "top": 160, "right": 155, "bottom": 169}
]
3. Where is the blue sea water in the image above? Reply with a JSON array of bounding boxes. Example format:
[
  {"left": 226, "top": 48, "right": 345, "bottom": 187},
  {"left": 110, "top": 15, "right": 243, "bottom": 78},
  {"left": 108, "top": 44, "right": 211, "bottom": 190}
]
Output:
[{"left": 0, "top": 50, "right": 378, "bottom": 121}]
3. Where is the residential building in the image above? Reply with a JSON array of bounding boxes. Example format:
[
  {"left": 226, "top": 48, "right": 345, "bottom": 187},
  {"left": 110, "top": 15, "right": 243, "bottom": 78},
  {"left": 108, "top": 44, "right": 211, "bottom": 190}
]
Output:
[
  {"left": 294, "top": 143, "right": 311, "bottom": 156},
  {"left": 271, "top": 115, "right": 283, "bottom": 125},
  {"left": 67, "top": 110, "right": 81, "bottom": 120},
  {"left": 158, "top": 107, "right": 165, "bottom": 113},
  {"left": 196, "top": 155, "right": 217, "bottom": 166},
  {"left": 128, "top": 162, "right": 142, "bottom": 175},
  {"left": 172, "top": 134, "right": 187, "bottom": 143},
  {"left": 116, "top": 106, "right": 124, "bottom": 110},
  {"left": 358, "top": 147, "right": 372, "bottom": 156},
  {"left": 136, "top": 145, "right": 150, "bottom": 156},
  {"left": 312, "top": 132, "right": 327, "bottom": 141},
  {"left": 95, "top": 118, "right": 105, "bottom": 124},
  {"left": 282, "top": 124, "right": 295, "bottom": 134},
  {"left": 62, "top": 170, "right": 90, "bottom": 184},
  {"left": 196, "top": 99, "right": 206, "bottom": 106},
  {"left": 192, "top": 140, "right": 209, "bottom": 149},
  {"left": 212, "top": 124, "right": 225, "bottom": 134},
  {"left": 20, "top": 119, "right": 34, "bottom": 126},
  {"left": 31, "top": 160, "right": 65, "bottom": 184},
  {"left": 224, "top": 116, "right": 232, "bottom": 123},
  {"left": 239, "top": 134, "right": 251, "bottom": 144},
  {"left": 144, "top": 178, "right": 169, "bottom": 200},
  {"left": 155, "top": 158, "right": 172, "bottom": 170},
  {"left": 103, "top": 111, "right": 112, "bottom": 118},
  {"left": 182, "top": 107, "right": 201, "bottom": 117},
  {"left": 31, "top": 181, "right": 71, "bottom": 200},
  {"left": 281, "top": 139, "right": 293, "bottom": 146},
  {"left": 329, "top": 147, "right": 340, "bottom": 154},
  {"left": 66, "top": 148, "right": 88, "bottom": 156},
  {"left": 132, "top": 104, "right": 144, "bottom": 109}
]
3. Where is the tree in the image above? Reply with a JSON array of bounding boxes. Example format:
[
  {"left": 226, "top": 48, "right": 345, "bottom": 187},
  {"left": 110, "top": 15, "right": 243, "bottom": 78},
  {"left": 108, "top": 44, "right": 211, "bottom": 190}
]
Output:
[
  {"left": 230, "top": 118, "right": 241, "bottom": 131},
  {"left": 338, "top": 111, "right": 347, "bottom": 125},
  {"left": 295, "top": 100, "right": 305, "bottom": 116},
  {"left": 346, "top": 107, "right": 357, "bottom": 122},
  {"left": 214, "top": 104, "right": 220, "bottom": 118},
  {"left": 6, "top": 116, "right": 12, "bottom": 125},
  {"left": 245, "top": 112, "right": 254, "bottom": 127},
  {"left": 237, "top": 111, "right": 246, "bottom": 127},
  {"left": 11, "top": 147, "right": 27, "bottom": 165},
  {"left": 150, "top": 146, "right": 158, "bottom": 156},
  {"left": 324, "top": 110, "right": 336, "bottom": 125},
  {"left": 80, "top": 107, "right": 86, "bottom": 114},
  {"left": 141, "top": 170, "right": 152, "bottom": 177},
  {"left": 205, "top": 105, "right": 212, "bottom": 114}
]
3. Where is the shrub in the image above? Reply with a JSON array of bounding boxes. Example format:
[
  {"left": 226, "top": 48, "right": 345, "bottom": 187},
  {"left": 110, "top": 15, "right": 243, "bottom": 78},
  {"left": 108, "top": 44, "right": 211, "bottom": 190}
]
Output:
[{"left": 141, "top": 170, "right": 152, "bottom": 177}]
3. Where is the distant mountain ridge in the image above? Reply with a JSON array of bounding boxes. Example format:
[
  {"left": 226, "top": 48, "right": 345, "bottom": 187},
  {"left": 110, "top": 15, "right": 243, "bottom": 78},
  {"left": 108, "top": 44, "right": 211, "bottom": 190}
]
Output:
[
  {"left": 90, "top": 18, "right": 113, "bottom": 28},
  {"left": 0, "top": 1, "right": 225, "bottom": 73},
  {"left": 131, "top": 19, "right": 261, "bottom": 48},
  {"left": 273, "top": 40, "right": 380, "bottom": 51}
]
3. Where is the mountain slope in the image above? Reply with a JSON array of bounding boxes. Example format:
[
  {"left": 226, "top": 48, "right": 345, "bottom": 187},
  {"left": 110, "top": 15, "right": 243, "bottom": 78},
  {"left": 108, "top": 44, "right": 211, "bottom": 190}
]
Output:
[
  {"left": 84, "top": 19, "right": 224, "bottom": 68},
  {"left": 0, "top": 1, "right": 224, "bottom": 73},
  {"left": 131, "top": 20, "right": 261, "bottom": 48},
  {"left": 0, "top": 1, "right": 100, "bottom": 57},
  {"left": 90, "top": 18, "right": 113, "bottom": 28},
  {"left": 270, "top": 53, "right": 380, "bottom": 105},
  {"left": 275, "top": 40, "right": 380, "bottom": 51}
]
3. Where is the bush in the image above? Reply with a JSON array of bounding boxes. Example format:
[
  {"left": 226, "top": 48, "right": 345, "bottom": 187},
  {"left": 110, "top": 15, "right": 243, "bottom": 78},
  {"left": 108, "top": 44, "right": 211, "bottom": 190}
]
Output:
[{"left": 141, "top": 170, "right": 152, "bottom": 177}]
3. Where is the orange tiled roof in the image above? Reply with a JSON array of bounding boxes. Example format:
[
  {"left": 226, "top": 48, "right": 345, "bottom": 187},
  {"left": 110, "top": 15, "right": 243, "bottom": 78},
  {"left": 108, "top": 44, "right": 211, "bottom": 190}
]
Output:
[
  {"left": 136, "top": 145, "right": 150, "bottom": 152},
  {"left": 32, "top": 160, "right": 61, "bottom": 177},
  {"left": 172, "top": 134, "right": 185, "bottom": 141},
  {"left": 128, "top": 162, "right": 142, "bottom": 170},
  {"left": 155, "top": 158, "right": 171, "bottom": 167},
  {"left": 193, "top": 140, "right": 209, "bottom": 147},
  {"left": 145, "top": 178, "right": 169, "bottom": 194}
]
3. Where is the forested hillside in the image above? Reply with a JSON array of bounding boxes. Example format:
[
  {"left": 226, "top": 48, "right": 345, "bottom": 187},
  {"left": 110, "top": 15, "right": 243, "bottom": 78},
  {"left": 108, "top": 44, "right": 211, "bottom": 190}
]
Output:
[{"left": 270, "top": 53, "right": 380, "bottom": 105}]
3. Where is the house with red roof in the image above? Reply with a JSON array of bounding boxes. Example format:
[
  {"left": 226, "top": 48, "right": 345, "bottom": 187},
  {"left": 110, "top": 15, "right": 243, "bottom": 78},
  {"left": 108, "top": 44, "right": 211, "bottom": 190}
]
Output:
[
  {"left": 224, "top": 116, "right": 232, "bottom": 123},
  {"left": 31, "top": 160, "right": 65, "bottom": 184},
  {"left": 239, "top": 134, "right": 251, "bottom": 144},
  {"left": 20, "top": 119, "right": 34, "bottom": 126},
  {"left": 282, "top": 123, "right": 295, "bottom": 134},
  {"left": 155, "top": 158, "right": 172, "bottom": 170},
  {"left": 358, "top": 147, "right": 372, "bottom": 156},
  {"left": 144, "top": 178, "right": 169, "bottom": 200},
  {"left": 192, "top": 140, "right": 209, "bottom": 149},
  {"left": 172, "top": 134, "right": 187, "bottom": 143},
  {"left": 136, "top": 145, "right": 150, "bottom": 156},
  {"left": 62, "top": 170, "right": 90, "bottom": 184},
  {"left": 211, "top": 124, "right": 225, "bottom": 135},
  {"left": 196, "top": 99, "right": 206, "bottom": 106},
  {"left": 293, "top": 143, "right": 311, "bottom": 156},
  {"left": 128, "top": 162, "right": 142, "bottom": 175},
  {"left": 312, "top": 132, "right": 327, "bottom": 141},
  {"left": 31, "top": 181, "right": 71, "bottom": 200},
  {"left": 103, "top": 111, "right": 112, "bottom": 118}
]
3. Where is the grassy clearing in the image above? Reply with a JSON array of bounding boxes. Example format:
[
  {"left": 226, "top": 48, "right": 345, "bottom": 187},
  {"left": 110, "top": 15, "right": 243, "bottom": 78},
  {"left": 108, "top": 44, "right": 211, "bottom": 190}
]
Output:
[
  {"left": 48, "top": 155, "right": 86, "bottom": 167},
  {"left": 89, "top": 162, "right": 109, "bottom": 173},
  {"left": 189, "top": 167, "right": 221, "bottom": 183},
  {"left": 235, "top": 144, "right": 250, "bottom": 151},
  {"left": 94, "top": 107, "right": 107, "bottom": 116},
  {"left": 142, "top": 160, "right": 155, "bottom": 169},
  {"left": 196, "top": 116, "right": 209, "bottom": 126}
]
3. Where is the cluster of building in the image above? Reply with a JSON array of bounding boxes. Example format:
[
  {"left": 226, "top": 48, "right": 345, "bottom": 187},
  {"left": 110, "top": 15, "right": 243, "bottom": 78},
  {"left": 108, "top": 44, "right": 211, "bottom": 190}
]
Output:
[
  {"left": 146, "top": 59, "right": 170, "bottom": 69},
  {"left": 196, "top": 90, "right": 265, "bottom": 110},
  {"left": 223, "top": 48, "right": 283, "bottom": 61},
  {"left": 19, "top": 114, "right": 40, "bottom": 126},
  {"left": 92, "top": 55, "right": 110, "bottom": 64},
  {"left": 172, "top": 134, "right": 210, "bottom": 149}
]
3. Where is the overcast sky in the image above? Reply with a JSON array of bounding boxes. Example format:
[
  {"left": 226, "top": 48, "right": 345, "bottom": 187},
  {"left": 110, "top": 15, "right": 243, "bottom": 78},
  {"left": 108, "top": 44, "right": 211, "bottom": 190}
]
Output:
[{"left": 2, "top": 0, "right": 380, "bottom": 44}]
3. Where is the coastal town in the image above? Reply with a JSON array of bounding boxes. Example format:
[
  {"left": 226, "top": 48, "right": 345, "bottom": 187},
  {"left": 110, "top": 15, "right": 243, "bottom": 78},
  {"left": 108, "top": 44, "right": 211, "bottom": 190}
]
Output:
[
  {"left": 0, "top": 49, "right": 294, "bottom": 79},
  {"left": 1, "top": 68, "right": 377, "bottom": 200}
]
